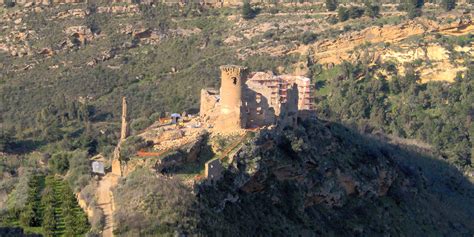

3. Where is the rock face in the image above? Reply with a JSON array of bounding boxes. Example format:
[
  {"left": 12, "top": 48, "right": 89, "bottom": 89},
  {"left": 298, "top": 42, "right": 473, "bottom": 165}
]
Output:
[
  {"left": 194, "top": 119, "right": 474, "bottom": 236},
  {"left": 154, "top": 132, "right": 207, "bottom": 172}
]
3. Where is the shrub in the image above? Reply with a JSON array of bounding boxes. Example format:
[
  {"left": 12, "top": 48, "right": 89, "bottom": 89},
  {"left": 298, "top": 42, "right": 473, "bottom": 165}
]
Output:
[
  {"left": 120, "top": 136, "right": 151, "bottom": 160},
  {"left": 325, "top": 0, "right": 338, "bottom": 11},
  {"left": 130, "top": 117, "right": 153, "bottom": 132},
  {"left": 365, "top": 4, "right": 380, "bottom": 18},
  {"left": 403, "top": 0, "right": 424, "bottom": 18},
  {"left": 4, "top": 0, "right": 15, "bottom": 8},
  {"left": 348, "top": 6, "right": 365, "bottom": 19},
  {"left": 49, "top": 152, "right": 71, "bottom": 174},
  {"left": 242, "top": 2, "right": 256, "bottom": 20},
  {"left": 263, "top": 30, "right": 275, "bottom": 40},
  {"left": 407, "top": 5, "right": 422, "bottom": 19},
  {"left": 337, "top": 7, "right": 349, "bottom": 22},
  {"left": 301, "top": 31, "right": 318, "bottom": 45},
  {"left": 441, "top": 0, "right": 456, "bottom": 11},
  {"left": 269, "top": 8, "right": 279, "bottom": 14}
]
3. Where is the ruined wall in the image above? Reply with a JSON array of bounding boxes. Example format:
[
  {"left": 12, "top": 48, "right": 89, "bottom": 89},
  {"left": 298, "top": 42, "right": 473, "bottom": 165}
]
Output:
[
  {"left": 205, "top": 158, "right": 224, "bottom": 182},
  {"left": 244, "top": 72, "right": 312, "bottom": 129},
  {"left": 200, "top": 88, "right": 220, "bottom": 124},
  {"left": 202, "top": 66, "right": 314, "bottom": 132},
  {"left": 280, "top": 75, "right": 314, "bottom": 113},
  {"left": 245, "top": 72, "right": 279, "bottom": 128},
  {"left": 215, "top": 65, "right": 248, "bottom": 132},
  {"left": 277, "top": 83, "right": 299, "bottom": 128}
]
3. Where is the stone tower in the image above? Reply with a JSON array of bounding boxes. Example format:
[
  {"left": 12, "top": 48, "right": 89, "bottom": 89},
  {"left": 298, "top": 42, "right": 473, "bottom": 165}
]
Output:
[{"left": 215, "top": 65, "right": 248, "bottom": 132}]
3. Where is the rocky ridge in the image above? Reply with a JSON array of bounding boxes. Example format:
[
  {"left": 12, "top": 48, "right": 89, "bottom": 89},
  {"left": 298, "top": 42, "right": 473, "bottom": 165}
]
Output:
[{"left": 193, "top": 119, "right": 474, "bottom": 235}]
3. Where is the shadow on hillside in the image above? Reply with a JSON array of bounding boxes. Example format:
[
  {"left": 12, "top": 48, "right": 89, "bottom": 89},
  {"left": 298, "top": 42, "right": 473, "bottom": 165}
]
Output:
[
  {"left": 196, "top": 118, "right": 474, "bottom": 235},
  {"left": 318, "top": 119, "right": 474, "bottom": 216},
  {"left": 6, "top": 139, "right": 47, "bottom": 154}
]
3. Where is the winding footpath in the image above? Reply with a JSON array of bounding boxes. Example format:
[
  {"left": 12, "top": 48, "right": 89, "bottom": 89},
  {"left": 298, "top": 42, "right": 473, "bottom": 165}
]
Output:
[{"left": 97, "top": 174, "right": 119, "bottom": 237}]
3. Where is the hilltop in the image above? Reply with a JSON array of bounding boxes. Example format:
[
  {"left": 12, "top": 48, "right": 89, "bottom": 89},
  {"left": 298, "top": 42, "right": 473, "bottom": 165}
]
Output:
[{"left": 110, "top": 119, "right": 474, "bottom": 236}]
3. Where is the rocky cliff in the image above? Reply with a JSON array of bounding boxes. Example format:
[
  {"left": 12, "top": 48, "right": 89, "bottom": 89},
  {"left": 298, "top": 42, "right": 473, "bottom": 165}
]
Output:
[{"left": 193, "top": 119, "right": 474, "bottom": 236}]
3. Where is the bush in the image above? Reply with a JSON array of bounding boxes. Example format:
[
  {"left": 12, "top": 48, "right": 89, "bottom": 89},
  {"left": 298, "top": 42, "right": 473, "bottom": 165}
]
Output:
[
  {"left": 4, "top": 0, "right": 15, "bottom": 7},
  {"left": 263, "top": 30, "right": 275, "bottom": 40},
  {"left": 327, "top": 16, "right": 339, "bottom": 24},
  {"left": 130, "top": 117, "right": 153, "bottom": 132},
  {"left": 65, "top": 150, "right": 91, "bottom": 192},
  {"left": 365, "top": 4, "right": 380, "bottom": 18},
  {"left": 242, "top": 2, "right": 256, "bottom": 20},
  {"left": 269, "top": 8, "right": 279, "bottom": 14},
  {"left": 325, "top": 0, "right": 338, "bottom": 11},
  {"left": 337, "top": 7, "right": 349, "bottom": 22},
  {"left": 407, "top": 5, "right": 422, "bottom": 19},
  {"left": 49, "top": 152, "right": 71, "bottom": 174},
  {"left": 348, "top": 6, "right": 365, "bottom": 19},
  {"left": 120, "top": 136, "right": 151, "bottom": 160},
  {"left": 403, "top": 0, "right": 424, "bottom": 18},
  {"left": 441, "top": 0, "right": 456, "bottom": 11},
  {"left": 301, "top": 31, "right": 318, "bottom": 45}
]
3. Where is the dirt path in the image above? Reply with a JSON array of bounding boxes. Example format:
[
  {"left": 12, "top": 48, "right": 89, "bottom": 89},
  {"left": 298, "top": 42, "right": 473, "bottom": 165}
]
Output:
[{"left": 96, "top": 174, "right": 119, "bottom": 237}]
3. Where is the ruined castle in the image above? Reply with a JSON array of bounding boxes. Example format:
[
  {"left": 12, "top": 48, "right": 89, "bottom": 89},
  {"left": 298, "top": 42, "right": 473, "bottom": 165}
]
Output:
[{"left": 200, "top": 65, "right": 314, "bottom": 132}]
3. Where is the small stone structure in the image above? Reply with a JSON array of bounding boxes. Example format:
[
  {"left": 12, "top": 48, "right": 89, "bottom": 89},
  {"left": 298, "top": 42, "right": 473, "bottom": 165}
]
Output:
[
  {"left": 201, "top": 65, "right": 315, "bottom": 132},
  {"left": 204, "top": 158, "right": 224, "bottom": 182}
]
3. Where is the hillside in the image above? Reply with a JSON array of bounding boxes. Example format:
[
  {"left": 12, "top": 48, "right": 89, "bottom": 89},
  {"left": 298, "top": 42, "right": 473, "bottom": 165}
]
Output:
[
  {"left": 111, "top": 119, "right": 474, "bottom": 236},
  {"left": 1, "top": 1, "right": 474, "bottom": 236}
]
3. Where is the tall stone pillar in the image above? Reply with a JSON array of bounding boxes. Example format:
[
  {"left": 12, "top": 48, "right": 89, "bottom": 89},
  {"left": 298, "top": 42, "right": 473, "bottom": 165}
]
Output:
[
  {"left": 120, "top": 97, "right": 129, "bottom": 142},
  {"left": 215, "top": 65, "right": 248, "bottom": 132},
  {"left": 111, "top": 97, "right": 129, "bottom": 176}
]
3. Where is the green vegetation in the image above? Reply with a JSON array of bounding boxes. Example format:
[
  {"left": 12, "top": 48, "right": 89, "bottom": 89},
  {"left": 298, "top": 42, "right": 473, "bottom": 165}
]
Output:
[
  {"left": 113, "top": 169, "right": 197, "bottom": 235},
  {"left": 300, "top": 31, "right": 318, "bottom": 45},
  {"left": 337, "top": 7, "right": 349, "bottom": 22},
  {"left": 402, "top": 0, "right": 424, "bottom": 18},
  {"left": 241, "top": 2, "right": 257, "bottom": 20},
  {"left": 365, "top": 3, "right": 380, "bottom": 18},
  {"left": 337, "top": 6, "right": 366, "bottom": 22},
  {"left": 441, "top": 0, "right": 456, "bottom": 11},
  {"left": 1, "top": 3, "right": 473, "bottom": 236},
  {"left": 1, "top": 172, "right": 89, "bottom": 236},
  {"left": 314, "top": 61, "right": 473, "bottom": 170},
  {"left": 119, "top": 136, "right": 151, "bottom": 160},
  {"left": 3, "top": 0, "right": 15, "bottom": 8},
  {"left": 325, "top": 0, "right": 338, "bottom": 11}
]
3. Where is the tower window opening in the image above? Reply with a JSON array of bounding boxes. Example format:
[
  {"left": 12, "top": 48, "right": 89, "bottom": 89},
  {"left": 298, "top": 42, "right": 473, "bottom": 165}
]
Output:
[{"left": 232, "top": 77, "right": 237, "bottom": 85}]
